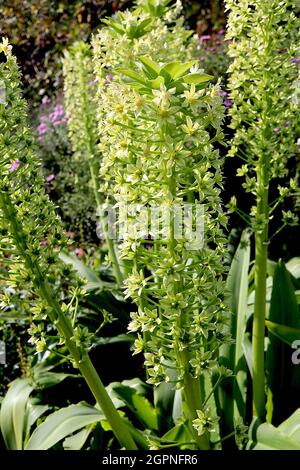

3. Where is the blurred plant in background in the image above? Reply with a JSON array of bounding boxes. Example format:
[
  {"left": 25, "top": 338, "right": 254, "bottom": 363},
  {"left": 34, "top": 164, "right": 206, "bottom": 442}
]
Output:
[
  {"left": 34, "top": 96, "right": 96, "bottom": 242},
  {"left": 0, "top": 0, "right": 132, "bottom": 101}
]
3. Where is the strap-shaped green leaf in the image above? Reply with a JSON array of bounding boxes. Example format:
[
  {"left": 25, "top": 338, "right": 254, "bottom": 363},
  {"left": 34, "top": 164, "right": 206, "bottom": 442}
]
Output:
[
  {"left": 183, "top": 73, "right": 213, "bottom": 85},
  {"left": 0, "top": 378, "right": 33, "bottom": 450},
  {"left": 25, "top": 404, "right": 104, "bottom": 450}
]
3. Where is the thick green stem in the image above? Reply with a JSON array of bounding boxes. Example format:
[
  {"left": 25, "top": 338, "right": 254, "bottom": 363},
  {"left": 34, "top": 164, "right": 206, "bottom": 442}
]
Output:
[
  {"left": 252, "top": 163, "right": 269, "bottom": 420},
  {"left": 0, "top": 191, "right": 137, "bottom": 450},
  {"left": 180, "top": 352, "right": 210, "bottom": 450}
]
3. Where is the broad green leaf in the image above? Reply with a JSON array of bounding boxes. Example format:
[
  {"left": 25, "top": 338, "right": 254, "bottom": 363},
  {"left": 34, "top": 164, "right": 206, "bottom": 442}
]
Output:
[
  {"left": 112, "top": 383, "right": 158, "bottom": 430},
  {"left": 117, "top": 68, "right": 148, "bottom": 86},
  {"left": 102, "top": 18, "right": 125, "bottom": 35},
  {"left": 217, "top": 232, "right": 250, "bottom": 448},
  {"left": 219, "top": 231, "right": 250, "bottom": 435},
  {"left": 127, "top": 18, "right": 152, "bottom": 39},
  {"left": 242, "top": 332, "right": 253, "bottom": 378},
  {"left": 32, "top": 358, "right": 79, "bottom": 389},
  {"left": 162, "top": 422, "right": 193, "bottom": 447},
  {"left": 160, "top": 61, "right": 198, "bottom": 80},
  {"left": 266, "top": 320, "right": 300, "bottom": 347},
  {"left": 266, "top": 260, "right": 300, "bottom": 425},
  {"left": 27, "top": 403, "right": 49, "bottom": 428},
  {"left": 172, "top": 389, "right": 182, "bottom": 423},
  {"left": 24, "top": 402, "right": 49, "bottom": 446},
  {"left": 63, "top": 425, "right": 94, "bottom": 450},
  {"left": 148, "top": 75, "right": 165, "bottom": 89},
  {"left": 286, "top": 257, "right": 300, "bottom": 279},
  {"left": 59, "top": 252, "right": 103, "bottom": 287},
  {"left": 278, "top": 408, "right": 300, "bottom": 441},
  {"left": 183, "top": 73, "right": 213, "bottom": 85},
  {"left": 25, "top": 404, "right": 104, "bottom": 450},
  {"left": 139, "top": 56, "right": 160, "bottom": 78},
  {"left": 267, "top": 259, "right": 277, "bottom": 277},
  {"left": 33, "top": 370, "right": 79, "bottom": 389},
  {"left": 154, "top": 382, "right": 175, "bottom": 432},
  {"left": 0, "top": 378, "right": 33, "bottom": 449},
  {"left": 248, "top": 411, "right": 300, "bottom": 450}
]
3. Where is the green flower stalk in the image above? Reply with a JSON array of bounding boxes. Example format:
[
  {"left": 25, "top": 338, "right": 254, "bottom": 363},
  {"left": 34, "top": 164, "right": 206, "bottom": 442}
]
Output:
[
  {"left": 98, "top": 55, "right": 230, "bottom": 449},
  {"left": 225, "top": 0, "right": 300, "bottom": 420},
  {"left": 62, "top": 42, "right": 123, "bottom": 285},
  {"left": 93, "top": 0, "right": 198, "bottom": 280},
  {"left": 0, "top": 38, "right": 137, "bottom": 450}
]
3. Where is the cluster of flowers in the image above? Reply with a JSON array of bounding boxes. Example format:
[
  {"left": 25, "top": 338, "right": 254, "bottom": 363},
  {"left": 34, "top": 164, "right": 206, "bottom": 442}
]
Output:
[
  {"left": 37, "top": 101, "right": 68, "bottom": 138},
  {"left": 0, "top": 38, "right": 76, "bottom": 352},
  {"left": 226, "top": 0, "right": 300, "bottom": 227},
  {"left": 93, "top": 1, "right": 229, "bottom": 389}
]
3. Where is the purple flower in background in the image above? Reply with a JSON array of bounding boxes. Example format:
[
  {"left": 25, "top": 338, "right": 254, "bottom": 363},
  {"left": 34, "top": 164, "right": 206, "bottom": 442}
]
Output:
[
  {"left": 274, "top": 127, "right": 280, "bottom": 134},
  {"left": 9, "top": 160, "right": 20, "bottom": 173},
  {"left": 49, "top": 112, "right": 57, "bottom": 123},
  {"left": 61, "top": 116, "right": 68, "bottom": 124},
  {"left": 49, "top": 104, "right": 65, "bottom": 124},
  {"left": 104, "top": 74, "right": 114, "bottom": 87},
  {"left": 40, "top": 240, "right": 49, "bottom": 247},
  {"left": 53, "top": 120, "right": 61, "bottom": 126},
  {"left": 200, "top": 35, "right": 212, "bottom": 41},
  {"left": 219, "top": 90, "right": 228, "bottom": 97},
  {"left": 284, "top": 120, "right": 291, "bottom": 127},
  {"left": 46, "top": 174, "right": 55, "bottom": 183},
  {"left": 217, "top": 29, "right": 225, "bottom": 35},
  {"left": 38, "top": 122, "right": 48, "bottom": 136},
  {"left": 224, "top": 99, "right": 233, "bottom": 108},
  {"left": 291, "top": 57, "right": 300, "bottom": 64},
  {"left": 54, "top": 104, "right": 64, "bottom": 115},
  {"left": 42, "top": 95, "right": 51, "bottom": 105}
]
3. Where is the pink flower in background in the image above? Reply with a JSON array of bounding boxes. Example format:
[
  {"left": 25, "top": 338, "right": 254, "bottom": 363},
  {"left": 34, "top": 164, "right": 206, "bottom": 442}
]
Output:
[
  {"left": 9, "top": 160, "right": 20, "bottom": 173},
  {"left": 274, "top": 127, "right": 280, "bottom": 134},
  {"left": 38, "top": 122, "right": 48, "bottom": 136},
  {"left": 49, "top": 112, "right": 58, "bottom": 123},
  {"left": 65, "top": 231, "right": 75, "bottom": 238},
  {"left": 217, "top": 29, "right": 225, "bottom": 35},
  {"left": 75, "top": 248, "right": 84, "bottom": 258},
  {"left": 40, "top": 240, "right": 49, "bottom": 247},
  {"left": 42, "top": 95, "right": 51, "bottom": 105},
  {"left": 200, "top": 35, "right": 212, "bottom": 41},
  {"left": 46, "top": 174, "right": 55, "bottom": 183},
  {"left": 49, "top": 105, "right": 64, "bottom": 124},
  {"left": 54, "top": 104, "right": 64, "bottom": 115},
  {"left": 218, "top": 90, "right": 228, "bottom": 97}
]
